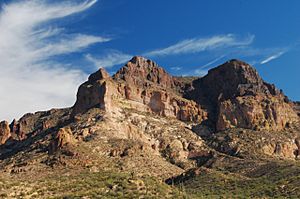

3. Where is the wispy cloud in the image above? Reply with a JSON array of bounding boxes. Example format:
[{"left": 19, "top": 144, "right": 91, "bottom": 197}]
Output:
[
  {"left": 85, "top": 51, "right": 132, "bottom": 68},
  {"left": 35, "top": 34, "right": 110, "bottom": 59},
  {"left": 87, "top": 34, "right": 255, "bottom": 69},
  {"left": 180, "top": 56, "right": 226, "bottom": 77},
  {"left": 144, "top": 34, "right": 254, "bottom": 57},
  {"left": 0, "top": 0, "right": 106, "bottom": 121},
  {"left": 170, "top": 67, "right": 182, "bottom": 71},
  {"left": 200, "top": 55, "right": 226, "bottom": 69},
  {"left": 260, "top": 51, "right": 286, "bottom": 64},
  {"left": 194, "top": 69, "right": 208, "bottom": 76}
]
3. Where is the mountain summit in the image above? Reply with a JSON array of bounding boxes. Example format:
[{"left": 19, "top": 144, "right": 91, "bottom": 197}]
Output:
[
  {"left": 186, "top": 59, "right": 297, "bottom": 131},
  {"left": 0, "top": 57, "right": 299, "bottom": 198},
  {"left": 113, "top": 56, "right": 175, "bottom": 88},
  {"left": 71, "top": 56, "right": 297, "bottom": 131}
]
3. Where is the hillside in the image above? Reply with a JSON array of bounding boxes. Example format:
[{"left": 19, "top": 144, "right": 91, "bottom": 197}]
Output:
[{"left": 0, "top": 56, "right": 299, "bottom": 198}]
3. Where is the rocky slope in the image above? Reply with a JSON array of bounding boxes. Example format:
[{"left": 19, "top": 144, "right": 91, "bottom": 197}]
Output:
[{"left": 0, "top": 56, "right": 299, "bottom": 198}]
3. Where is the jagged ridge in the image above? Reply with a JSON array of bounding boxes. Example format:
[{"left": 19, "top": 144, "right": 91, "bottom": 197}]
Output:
[
  {"left": 0, "top": 56, "right": 299, "bottom": 198},
  {"left": 1, "top": 57, "right": 298, "bottom": 146}
]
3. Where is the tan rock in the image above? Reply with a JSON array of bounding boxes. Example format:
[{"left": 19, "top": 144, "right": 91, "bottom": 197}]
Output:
[
  {"left": 72, "top": 77, "right": 120, "bottom": 116},
  {"left": 0, "top": 121, "right": 11, "bottom": 145},
  {"left": 56, "top": 128, "right": 76, "bottom": 147},
  {"left": 72, "top": 57, "right": 207, "bottom": 123},
  {"left": 217, "top": 95, "right": 298, "bottom": 131},
  {"left": 262, "top": 141, "right": 298, "bottom": 159},
  {"left": 48, "top": 127, "right": 76, "bottom": 154}
]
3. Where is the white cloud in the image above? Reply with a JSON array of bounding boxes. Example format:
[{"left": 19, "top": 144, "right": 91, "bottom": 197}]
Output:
[
  {"left": 180, "top": 68, "right": 208, "bottom": 77},
  {"left": 87, "top": 34, "right": 254, "bottom": 68},
  {"left": 170, "top": 67, "right": 182, "bottom": 71},
  {"left": 194, "top": 69, "right": 208, "bottom": 77},
  {"left": 85, "top": 51, "right": 132, "bottom": 68},
  {"left": 144, "top": 34, "right": 254, "bottom": 57},
  {"left": 200, "top": 55, "right": 226, "bottom": 69},
  {"left": 260, "top": 51, "right": 286, "bottom": 64},
  {"left": 0, "top": 0, "right": 106, "bottom": 121},
  {"left": 35, "top": 34, "right": 110, "bottom": 59}
]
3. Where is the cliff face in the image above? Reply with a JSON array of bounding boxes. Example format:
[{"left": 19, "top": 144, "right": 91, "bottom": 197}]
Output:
[
  {"left": 1, "top": 57, "right": 298, "bottom": 152},
  {"left": 72, "top": 56, "right": 208, "bottom": 123},
  {"left": 186, "top": 59, "right": 298, "bottom": 131},
  {"left": 72, "top": 68, "right": 117, "bottom": 115},
  {"left": 71, "top": 58, "right": 298, "bottom": 132},
  {"left": 217, "top": 95, "right": 297, "bottom": 131},
  {"left": 113, "top": 56, "right": 175, "bottom": 89}
]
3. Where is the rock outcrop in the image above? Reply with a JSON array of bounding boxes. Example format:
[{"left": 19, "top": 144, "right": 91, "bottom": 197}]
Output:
[
  {"left": 48, "top": 127, "right": 77, "bottom": 154},
  {"left": 0, "top": 116, "right": 33, "bottom": 145},
  {"left": 0, "top": 121, "right": 11, "bottom": 144},
  {"left": 293, "top": 102, "right": 300, "bottom": 117},
  {"left": 187, "top": 59, "right": 298, "bottom": 131},
  {"left": 1, "top": 56, "right": 300, "bottom": 198},
  {"left": 113, "top": 56, "right": 175, "bottom": 89},
  {"left": 72, "top": 68, "right": 118, "bottom": 116},
  {"left": 0, "top": 57, "right": 298, "bottom": 151},
  {"left": 72, "top": 56, "right": 208, "bottom": 123},
  {"left": 217, "top": 95, "right": 298, "bottom": 131}
]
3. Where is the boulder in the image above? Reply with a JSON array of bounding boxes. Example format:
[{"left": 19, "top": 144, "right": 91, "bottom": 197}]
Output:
[
  {"left": 0, "top": 121, "right": 11, "bottom": 145},
  {"left": 48, "top": 127, "right": 76, "bottom": 154}
]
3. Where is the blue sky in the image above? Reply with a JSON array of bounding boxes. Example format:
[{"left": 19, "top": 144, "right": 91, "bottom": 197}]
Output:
[
  {"left": 0, "top": 0, "right": 299, "bottom": 120},
  {"left": 66, "top": 0, "right": 300, "bottom": 98}
]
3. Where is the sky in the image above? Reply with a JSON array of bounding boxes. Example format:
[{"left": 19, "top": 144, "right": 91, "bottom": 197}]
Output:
[{"left": 0, "top": 0, "right": 299, "bottom": 121}]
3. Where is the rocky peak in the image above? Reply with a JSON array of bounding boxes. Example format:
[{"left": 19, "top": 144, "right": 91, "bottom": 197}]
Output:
[
  {"left": 88, "top": 67, "right": 110, "bottom": 83},
  {"left": 113, "top": 56, "right": 175, "bottom": 88},
  {"left": 71, "top": 57, "right": 297, "bottom": 132},
  {"left": 200, "top": 59, "right": 277, "bottom": 102},
  {"left": 183, "top": 59, "right": 298, "bottom": 131},
  {"left": 211, "top": 59, "right": 263, "bottom": 85},
  {"left": 71, "top": 56, "right": 207, "bottom": 123},
  {"left": 188, "top": 60, "right": 281, "bottom": 104}
]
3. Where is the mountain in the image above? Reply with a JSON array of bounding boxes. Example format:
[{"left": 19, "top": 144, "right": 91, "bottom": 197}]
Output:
[{"left": 0, "top": 56, "right": 299, "bottom": 198}]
